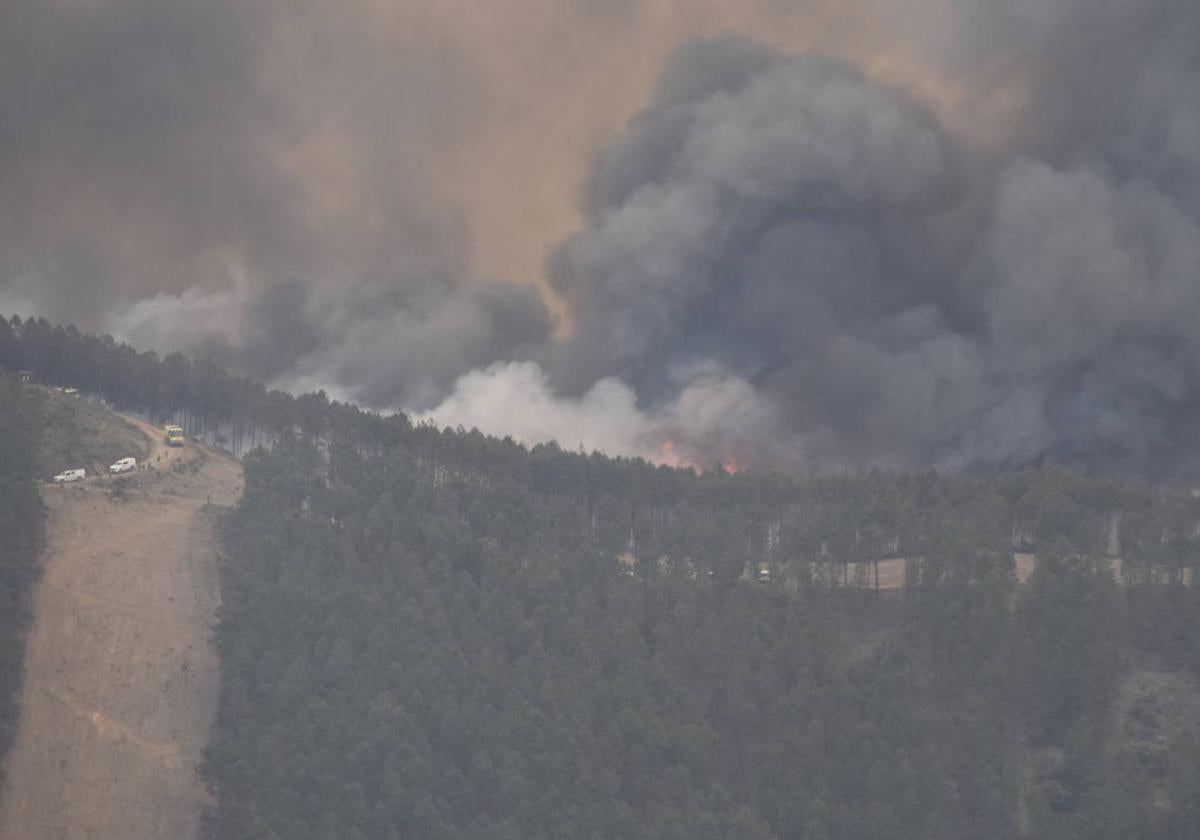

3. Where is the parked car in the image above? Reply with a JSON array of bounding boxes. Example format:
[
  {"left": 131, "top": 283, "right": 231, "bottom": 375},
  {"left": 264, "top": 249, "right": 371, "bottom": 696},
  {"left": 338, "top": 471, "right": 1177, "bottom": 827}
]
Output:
[{"left": 109, "top": 457, "right": 137, "bottom": 474}]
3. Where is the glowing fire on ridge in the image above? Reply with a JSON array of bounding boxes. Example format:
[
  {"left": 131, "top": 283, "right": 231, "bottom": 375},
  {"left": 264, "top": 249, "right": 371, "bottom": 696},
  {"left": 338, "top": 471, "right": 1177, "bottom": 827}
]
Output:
[
  {"left": 657, "top": 439, "right": 691, "bottom": 469},
  {"left": 657, "top": 440, "right": 745, "bottom": 474}
]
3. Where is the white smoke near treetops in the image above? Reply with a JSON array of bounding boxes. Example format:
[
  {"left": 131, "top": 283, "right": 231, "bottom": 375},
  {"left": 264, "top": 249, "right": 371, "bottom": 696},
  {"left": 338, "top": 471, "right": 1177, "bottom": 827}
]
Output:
[
  {"left": 418, "top": 360, "right": 796, "bottom": 469},
  {"left": 106, "top": 271, "right": 249, "bottom": 360}
]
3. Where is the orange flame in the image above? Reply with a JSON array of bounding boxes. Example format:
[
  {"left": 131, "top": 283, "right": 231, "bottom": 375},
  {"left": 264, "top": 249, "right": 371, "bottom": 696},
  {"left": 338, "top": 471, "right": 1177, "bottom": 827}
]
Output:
[
  {"left": 657, "top": 439, "right": 746, "bottom": 474},
  {"left": 658, "top": 439, "right": 687, "bottom": 468}
]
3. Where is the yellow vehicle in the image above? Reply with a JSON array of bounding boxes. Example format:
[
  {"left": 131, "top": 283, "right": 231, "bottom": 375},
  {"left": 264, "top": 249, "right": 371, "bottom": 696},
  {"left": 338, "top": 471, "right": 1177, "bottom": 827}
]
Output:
[{"left": 165, "top": 425, "right": 185, "bottom": 447}]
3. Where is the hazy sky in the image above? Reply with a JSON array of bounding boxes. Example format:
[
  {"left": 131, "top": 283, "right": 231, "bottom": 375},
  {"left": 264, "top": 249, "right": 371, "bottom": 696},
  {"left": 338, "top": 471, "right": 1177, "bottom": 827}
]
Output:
[{"left": 0, "top": 0, "right": 1014, "bottom": 310}]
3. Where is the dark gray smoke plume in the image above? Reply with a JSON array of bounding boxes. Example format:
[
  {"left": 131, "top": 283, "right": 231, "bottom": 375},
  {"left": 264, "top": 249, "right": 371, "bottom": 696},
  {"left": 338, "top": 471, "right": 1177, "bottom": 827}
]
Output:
[
  {"left": 8, "top": 1, "right": 1200, "bottom": 475},
  {"left": 478, "top": 8, "right": 1200, "bottom": 476},
  {"left": 541, "top": 38, "right": 968, "bottom": 469}
]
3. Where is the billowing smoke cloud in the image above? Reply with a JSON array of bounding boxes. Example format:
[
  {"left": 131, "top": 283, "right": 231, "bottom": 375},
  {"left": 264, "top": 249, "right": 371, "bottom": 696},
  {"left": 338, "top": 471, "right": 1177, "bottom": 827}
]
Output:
[
  {"left": 494, "top": 3, "right": 1200, "bottom": 478},
  {"left": 8, "top": 1, "right": 1200, "bottom": 476},
  {"left": 542, "top": 39, "right": 969, "bottom": 469},
  {"left": 427, "top": 4, "right": 1200, "bottom": 475},
  {"left": 108, "top": 266, "right": 552, "bottom": 409}
]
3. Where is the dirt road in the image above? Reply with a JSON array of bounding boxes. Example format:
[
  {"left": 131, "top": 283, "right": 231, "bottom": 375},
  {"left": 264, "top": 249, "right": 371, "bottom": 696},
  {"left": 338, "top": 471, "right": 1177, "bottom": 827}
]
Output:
[{"left": 0, "top": 417, "right": 242, "bottom": 840}]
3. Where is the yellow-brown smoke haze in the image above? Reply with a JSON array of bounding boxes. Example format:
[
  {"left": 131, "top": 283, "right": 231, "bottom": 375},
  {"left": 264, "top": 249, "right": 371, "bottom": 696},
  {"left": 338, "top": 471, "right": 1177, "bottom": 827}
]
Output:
[{"left": 4, "top": 0, "right": 1027, "bottom": 322}]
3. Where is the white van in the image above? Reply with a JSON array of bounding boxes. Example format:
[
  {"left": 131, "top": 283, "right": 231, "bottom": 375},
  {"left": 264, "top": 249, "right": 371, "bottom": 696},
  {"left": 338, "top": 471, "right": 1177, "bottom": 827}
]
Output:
[
  {"left": 52, "top": 468, "right": 86, "bottom": 483},
  {"left": 109, "top": 457, "right": 137, "bottom": 474}
]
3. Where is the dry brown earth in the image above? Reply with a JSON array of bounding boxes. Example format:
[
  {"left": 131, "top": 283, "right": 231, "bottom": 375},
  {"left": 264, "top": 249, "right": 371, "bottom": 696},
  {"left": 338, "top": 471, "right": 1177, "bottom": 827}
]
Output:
[{"left": 0, "top": 415, "right": 242, "bottom": 840}]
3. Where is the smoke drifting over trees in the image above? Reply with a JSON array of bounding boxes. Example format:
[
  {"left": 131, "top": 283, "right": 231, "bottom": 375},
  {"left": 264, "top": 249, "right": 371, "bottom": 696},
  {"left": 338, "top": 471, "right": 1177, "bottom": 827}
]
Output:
[
  {"left": 437, "top": 2, "right": 1200, "bottom": 476},
  {"left": 5, "top": 1, "right": 1200, "bottom": 474}
]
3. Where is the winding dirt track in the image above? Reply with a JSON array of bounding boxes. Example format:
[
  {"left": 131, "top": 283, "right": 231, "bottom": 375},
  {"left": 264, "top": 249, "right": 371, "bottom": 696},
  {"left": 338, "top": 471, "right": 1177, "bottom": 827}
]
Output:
[{"left": 0, "top": 416, "right": 242, "bottom": 840}]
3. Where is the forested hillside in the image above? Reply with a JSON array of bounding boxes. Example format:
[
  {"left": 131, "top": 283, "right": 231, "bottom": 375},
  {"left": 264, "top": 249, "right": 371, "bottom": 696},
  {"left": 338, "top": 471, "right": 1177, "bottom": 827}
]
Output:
[
  {"left": 0, "top": 376, "right": 44, "bottom": 779},
  {"left": 206, "top": 422, "right": 1200, "bottom": 840},
  {"left": 0, "top": 315, "right": 396, "bottom": 454},
  {"left": 6, "top": 316, "right": 1200, "bottom": 838}
]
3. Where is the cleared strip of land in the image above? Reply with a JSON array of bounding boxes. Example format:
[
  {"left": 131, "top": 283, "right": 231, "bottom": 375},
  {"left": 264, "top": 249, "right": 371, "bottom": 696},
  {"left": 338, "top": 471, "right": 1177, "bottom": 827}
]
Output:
[{"left": 0, "top": 416, "right": 242, "bottom": 840}]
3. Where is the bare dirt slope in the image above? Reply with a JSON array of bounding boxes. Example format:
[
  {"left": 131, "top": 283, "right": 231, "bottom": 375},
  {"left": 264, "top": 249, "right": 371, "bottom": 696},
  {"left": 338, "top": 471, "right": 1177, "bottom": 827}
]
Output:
[{"left": 0, "top": 416, "right": 242, "bottom": 840}]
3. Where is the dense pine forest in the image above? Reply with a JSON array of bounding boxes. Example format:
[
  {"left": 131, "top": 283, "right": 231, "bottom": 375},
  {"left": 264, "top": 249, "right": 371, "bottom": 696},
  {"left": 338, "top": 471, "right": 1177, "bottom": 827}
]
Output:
[
  {"left": 4, "top": 316, "right": 1200, "bottom": 839},
  {"left": 0, "top": 375, "right": 43, "bottom": 779},
  {"left": 205, "top": 421, "right": 1200, "bottom": 838}
]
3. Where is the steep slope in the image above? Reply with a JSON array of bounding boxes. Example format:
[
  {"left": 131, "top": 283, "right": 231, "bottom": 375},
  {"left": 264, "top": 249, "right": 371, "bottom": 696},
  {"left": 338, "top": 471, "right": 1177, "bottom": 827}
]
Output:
[
  {"left": 0, "top": 413, "right": 242, "bottom": 840},
  {"left": 31, "top": 389, "right": 150, "bottom": 480}
]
